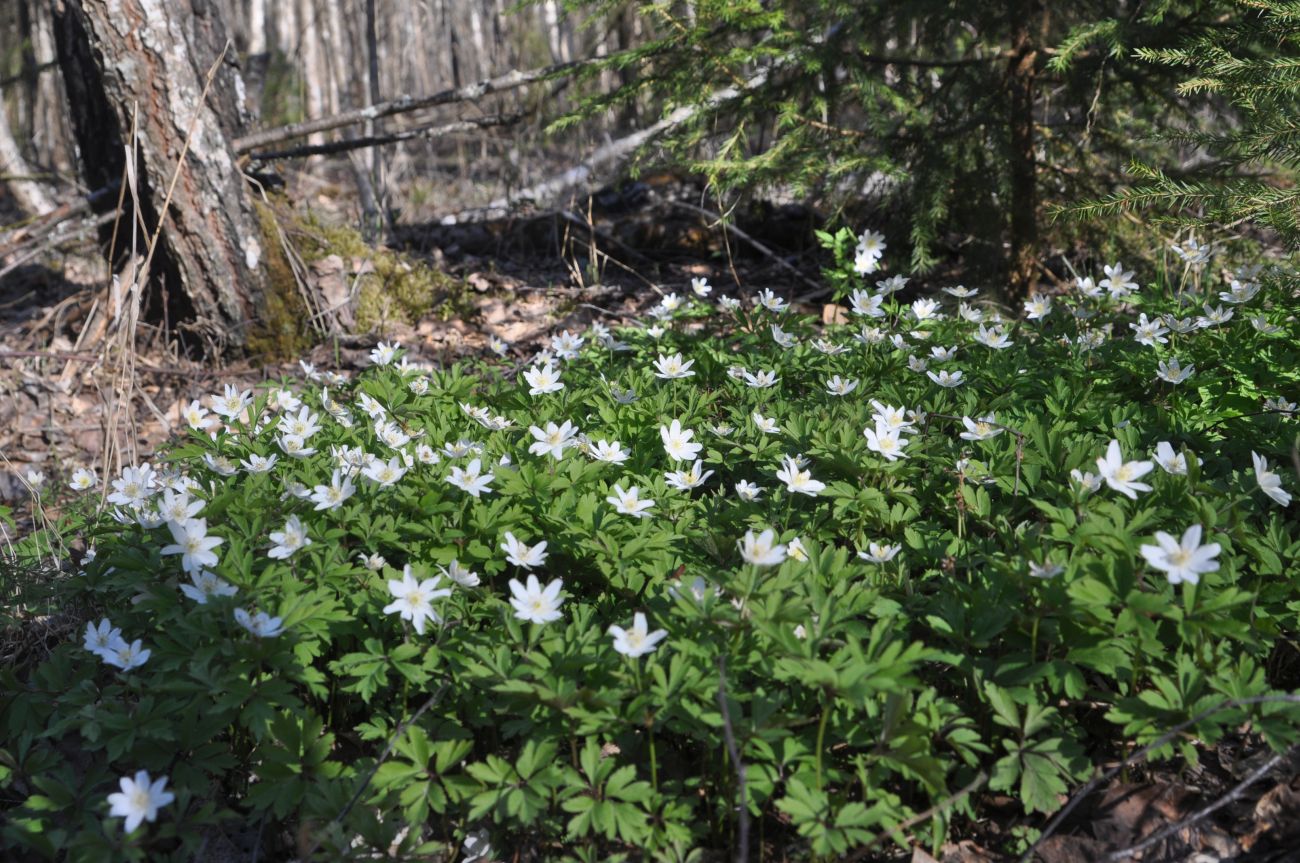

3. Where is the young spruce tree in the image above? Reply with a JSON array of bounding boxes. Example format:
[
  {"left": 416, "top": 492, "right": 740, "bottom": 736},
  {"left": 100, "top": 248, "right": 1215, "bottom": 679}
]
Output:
[
  {"left": 552, "top": 0, "right": 1235, "bottom": 298},
  {"left": 1077, "top": 0, "right": 1300, "bottom": 247}
]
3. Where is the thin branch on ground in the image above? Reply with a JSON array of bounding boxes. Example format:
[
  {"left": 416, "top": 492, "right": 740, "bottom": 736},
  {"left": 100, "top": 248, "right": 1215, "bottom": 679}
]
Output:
[
  {"left": 671, "top": 200, "right": 822, "bottom": 293},
  {"left": 0, "top": 212, "right": 117, "bottom": 282},
  {"left": 0, "top": 182, "right": 119, "bottom": 259},
  {"left": 1020, "top": 694, "right": 1300, "bottom": 863},
  {"left": 1105, "top": 746, "right": 1294, "bottom": 862}
]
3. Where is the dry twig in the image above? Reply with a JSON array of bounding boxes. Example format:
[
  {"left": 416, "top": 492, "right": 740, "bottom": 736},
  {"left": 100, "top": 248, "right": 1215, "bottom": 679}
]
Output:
[
  {"left": 1020, "top": 694, "right": 1300, "bottom": 863},
  {"left": 1104, "top": 747, "right": 1294, "bottom": 861}
]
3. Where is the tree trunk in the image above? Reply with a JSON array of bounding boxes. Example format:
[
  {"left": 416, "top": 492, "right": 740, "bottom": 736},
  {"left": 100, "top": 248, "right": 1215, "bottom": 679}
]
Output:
[
  {"left": 0, "top": 99, "right": 57, "bottom": 217},
  {"left": 51, "top": 0, "right": 268, "bottom": 354},
  {"left": 1006, "top": 0, "right": 1043, "bottom": 303}
]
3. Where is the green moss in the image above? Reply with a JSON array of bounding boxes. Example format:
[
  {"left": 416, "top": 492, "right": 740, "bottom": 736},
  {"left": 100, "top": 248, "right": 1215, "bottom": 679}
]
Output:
[
  {"left": 290, "top": 212, "right": 469, "bottom": 333},
  {"left": 246, "top": 199, "right": 315, "bottom": 360}
]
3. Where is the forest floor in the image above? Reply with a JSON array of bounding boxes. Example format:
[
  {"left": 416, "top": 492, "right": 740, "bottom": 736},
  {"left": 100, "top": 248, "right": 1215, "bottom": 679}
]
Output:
[
  {"left": 0, "top": 171, "right": 824, "bottom": 508},
  {"left": 3, "top": 177, "right": 1300, "bottom": 863}
]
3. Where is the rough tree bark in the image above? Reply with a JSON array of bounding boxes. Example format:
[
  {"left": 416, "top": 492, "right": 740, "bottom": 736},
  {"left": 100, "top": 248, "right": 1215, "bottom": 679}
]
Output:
[
  {"left": 1006, "top": 0, "right": 1045, "bottom": 303},
  {"left": 50, "top": 0, "right": 268, "bottom": 353}
]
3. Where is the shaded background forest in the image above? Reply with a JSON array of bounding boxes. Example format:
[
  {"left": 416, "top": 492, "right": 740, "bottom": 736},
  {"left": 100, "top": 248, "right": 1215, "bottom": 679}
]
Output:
[
  {"left": 0, "top": 0, "right": 1295, "bottom": 360},
  {"left": 2, "top": 0, "right": 644, "bottom": 228}
]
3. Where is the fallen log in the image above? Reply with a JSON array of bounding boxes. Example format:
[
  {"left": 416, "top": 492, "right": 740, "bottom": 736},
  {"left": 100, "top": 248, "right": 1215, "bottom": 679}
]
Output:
[{"left": 441, "top": 71, "right": 769, "bottom": 224}]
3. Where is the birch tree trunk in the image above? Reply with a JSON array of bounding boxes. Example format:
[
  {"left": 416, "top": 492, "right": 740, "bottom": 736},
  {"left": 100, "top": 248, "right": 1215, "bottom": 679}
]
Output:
[
  {"left": 0, "top": 101, "right": 57, "bottom": 216},
  {"left": 50, "top": 0, "right": 268, "bottom": 354}
]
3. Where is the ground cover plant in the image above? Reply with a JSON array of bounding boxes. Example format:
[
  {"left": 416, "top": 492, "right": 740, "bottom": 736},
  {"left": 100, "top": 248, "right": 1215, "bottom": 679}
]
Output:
[{"left": 3, "top": 236, "right": 1300, "bottom": 861}]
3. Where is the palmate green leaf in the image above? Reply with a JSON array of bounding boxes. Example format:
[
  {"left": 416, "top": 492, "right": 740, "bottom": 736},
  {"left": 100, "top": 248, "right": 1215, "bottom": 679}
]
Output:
[
  {"left": 16, "top": 215, "right": 1300, "bottom": 860},
  {"left": 1018, "top": 749, "right": 1071, "bottom": 814}
]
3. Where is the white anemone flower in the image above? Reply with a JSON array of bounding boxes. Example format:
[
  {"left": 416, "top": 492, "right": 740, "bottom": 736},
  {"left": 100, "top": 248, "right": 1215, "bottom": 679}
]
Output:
[
  {"left": 738, "top": 529, "right": 787, "bottom": 566},
  {"left": 653, "top": 353, "right": 696, "bottom": 380},
  {"left": 1156, "top": 357, "right": 1193, "bottom": 384},
  {"left": 660, "top": 420, "right": 703, "bottom": 462},
  {"left": 84, "top": 618, "right": 123, "bottom": 658},
  {"left": 445, "top": 458, "right": 494, "bottom": 497},
  {"left": 370, "top": 340, "right": 400, "bottom": 366},
  {"left": 1252, "top": 451, "right": 1292, "bottom": 506},
  {"left": 384, "top": 566, "right": 452, "bottom": 635},
  {"left": 310, "top": 469, "right": 357, "bottom": 511},
  {"left": 589, "top": 439, "right": 631, "bottom": 464},
  {"left": 528, "top": 421, "right": 580, "bottom": 460},
  {"left": 608, "top": 612, "right": 668, "bottom": 657},
  {"left": 268, "top": 515, "right": 311, "bottom": 559},
  {"left": 1095, "top": 439, "right": 1154, "bottom": 499},
  {"left": 926, "top": 369, "right": 964, "bottom": 388},
  {"left": 1029, "top": 562, "right": 1064, "bottom": 579},
  {"left": 864, "top": 423, "right": 908, "bottom": 461},
  {"left": 103, "top": 638, "right": 151, "bottom": 672},
  {"left": 607, "top": 484, "right": 656, "bottom": 518},
  {"left": 1100, "top": 262, "right": 1138, "bottom": 297},
  {"left": 1023, "top": 295, "right": 1052, "bottom": 319},
  {"left": 742, "top": 369, "right": 780, "bottom": 388},
  {"left": 959, "top": 414, "right": 1003, "bottom": 442},
  {"left": 1139, "top": 524, "right": 1221, "bottom": 585},
  {"left": 69, "top": 467, "right": 99, "bottom": 491},
  {"left": 775, "top": 455, "right": 824, "bottom": 495},
  {"left": 160, "top": 518, "right": 223, "bottom": 573},
  {"left": 508, "top": 574, "right": 564, "bottom": 624},
  {"left": 234, "top": 608, "right": 285, "bottom": 638},
  {"left": 825, "top": 375, "right": 859, "bottom": 396},
  {"left": 180, "top": 570, "right": 239, "bottom": 604},
  {"left": 665, "top": 460, "right": 714, "bottom": 491},
  {"left": 439, "top": 559, "right": 481, "bottom": 587},
  {"left": 858, "top": 542, "right": 901, "bottom": 564},
  {"left": 501, "top": 532, "right": 548, "bottom": 569},
  {"left": 1153, "top": 442, "right": 1188, "bottom": 475},
  {"left": 106, "top": 771, "right": 175, "bottom": 833},
  {"left": 522, "top": 362, "right": 564, "bottom": 395},
  {"left": 362, "top": 455, "right": 408, "bottom": 487},
  {"left": 753, "top": 412, "right": 780, "bottom": 434}
]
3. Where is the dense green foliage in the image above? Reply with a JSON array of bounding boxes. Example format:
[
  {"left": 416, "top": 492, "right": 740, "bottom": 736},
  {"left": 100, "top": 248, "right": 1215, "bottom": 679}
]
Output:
[
  {"left": 1077, "top": 0, "right": 1300, "bottom": 246},
  {"left": 2, "top": 240, "right": 1299, "bottom": 860},
  {"left": 552, "top": 0, "right": 1238, "bottom": 283}
]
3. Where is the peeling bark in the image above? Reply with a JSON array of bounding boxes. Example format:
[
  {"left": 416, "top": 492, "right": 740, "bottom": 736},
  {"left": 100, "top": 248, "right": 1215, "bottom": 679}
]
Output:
[{"left": 51, "top": 0, "right": 268, "bottom": 354}]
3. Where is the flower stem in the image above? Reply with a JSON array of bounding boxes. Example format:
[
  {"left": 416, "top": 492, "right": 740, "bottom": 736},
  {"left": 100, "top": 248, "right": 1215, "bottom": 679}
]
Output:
[
  {"left": 635, "top": 662, "right": 659, "bottom": 793},
  {"left": 814, "top": 699, "right": 831, "bottom": 792}
]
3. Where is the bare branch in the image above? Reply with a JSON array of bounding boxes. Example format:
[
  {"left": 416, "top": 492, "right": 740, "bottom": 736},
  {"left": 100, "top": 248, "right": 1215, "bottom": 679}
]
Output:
[
  {"left": 247, "top": 114, "right": 524, "bottom": 161},
  {"left": 1105, "top": 747, "right": 1295, "bottom": 862},
  {"left": 232, "top": 59, "right": 598, "bottom": 154},
  {"left": 1020, "top": 694, "right": 1300, "bottom": 863},
  {"left": 672, "top": 201, "right": 822, "bottom": 293}
]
